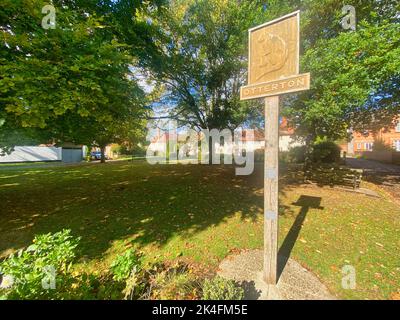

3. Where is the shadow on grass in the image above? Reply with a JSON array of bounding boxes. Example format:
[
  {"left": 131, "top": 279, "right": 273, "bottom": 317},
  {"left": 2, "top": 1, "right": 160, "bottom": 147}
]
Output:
[
  {"left": 277, "top": 195, "right": 323, "bottom": 280},
  {"left": 0, "top": 162, "right": 268, "bottom": 262}
]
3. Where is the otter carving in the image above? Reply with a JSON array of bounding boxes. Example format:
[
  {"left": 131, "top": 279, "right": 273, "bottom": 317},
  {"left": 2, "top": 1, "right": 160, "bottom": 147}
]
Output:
[{"left": 254, "top": 32, "right": 288, "bottom": 81}]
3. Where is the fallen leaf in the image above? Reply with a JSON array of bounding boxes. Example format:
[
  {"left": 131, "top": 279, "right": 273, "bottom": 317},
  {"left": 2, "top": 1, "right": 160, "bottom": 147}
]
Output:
[{"left": 390, "top": 292, "right": 400, "bottom": 300}]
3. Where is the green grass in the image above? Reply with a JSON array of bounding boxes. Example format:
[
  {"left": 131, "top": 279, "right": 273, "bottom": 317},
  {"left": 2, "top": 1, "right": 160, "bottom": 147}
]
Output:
[
  {"left": 0, "top": 161, "right": 61, "bottom": 167},
  {"left": 0, "top": 161, "right": 399, "bottom": 300}
]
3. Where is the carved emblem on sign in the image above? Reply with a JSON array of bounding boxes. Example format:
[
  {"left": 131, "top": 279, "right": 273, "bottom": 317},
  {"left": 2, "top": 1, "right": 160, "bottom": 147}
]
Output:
[
  {"left": 248, "top": 12, "right": 300, "bottom": 85},
  {"left": 241, "top": 11, "right": 310, "bottom": 100},
  {"left": 254, "top": 33, "right": 288, "bottom": 81}
]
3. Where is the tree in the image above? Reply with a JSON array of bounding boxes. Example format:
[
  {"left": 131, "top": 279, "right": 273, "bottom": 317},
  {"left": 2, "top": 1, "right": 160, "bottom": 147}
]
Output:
[
  {"left": 118, "top": 0, "right": 399, "bottom": 162},
  {"left": 0, "top": 0, "right": 150, "bottom": 155},
  {"left": 116, "top": 0, "right": 275, "bottom": 162},
  {"left": 280, "top": 0, "right": 400, "bottom": 145}
]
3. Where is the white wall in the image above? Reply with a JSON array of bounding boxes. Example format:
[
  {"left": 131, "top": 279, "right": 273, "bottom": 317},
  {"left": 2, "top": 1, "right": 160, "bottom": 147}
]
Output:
[
  {"left": 0, "top": 146, "right": 62, "bottom": 163},
  {"left": 279, "top": 136, "right": 304, "bottom": 152}
]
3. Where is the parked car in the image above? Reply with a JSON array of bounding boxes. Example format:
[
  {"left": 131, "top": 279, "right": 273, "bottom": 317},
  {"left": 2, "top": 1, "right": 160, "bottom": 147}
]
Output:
[{"left": 90, "top": 151, "right": 109, "bottom": 161}]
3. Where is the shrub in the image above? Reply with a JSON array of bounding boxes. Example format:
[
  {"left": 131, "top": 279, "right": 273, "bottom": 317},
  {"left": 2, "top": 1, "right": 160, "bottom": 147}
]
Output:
[
  {"left": 147, "top": 262, "right": 202, "bottom": 300},
  {"left": 254, "top": 149, "right": 264, "bottom": 162},
  {"left": 312, "top": 141, "right": 341, "bottom": 164},
  {"left": 279, "top": 151, "right": 290, "bottom": 164},
  {"left": 202, "top": 276, "right": 244, "bottom": 300},
  {"left": 0, "top": 229, "right": 80, "bottom": 299},
  {"left": 110, "top": 144, "right": 122, "bottom": 155},
  {"left": 119, "top": 144, "right": 147, "bottom": 157},
  {"left": 372, "top": 139, "right": 392, "bottom": 152},
  {"left": 110, "top": 249, "right": 141, "bottom": 281},
  {"left": 288, "top": 145, "right": 307, "bottom": 164},
  {"left": 110, "top": 249, "right": 143, "bottom": 299},
  {"left": 255, "top": 150, "right": 298, "bottom": 164}
]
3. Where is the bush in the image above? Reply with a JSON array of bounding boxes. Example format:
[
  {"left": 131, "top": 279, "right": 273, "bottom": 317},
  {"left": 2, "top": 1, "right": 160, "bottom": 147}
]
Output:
[
  {"left": 1, "top": 231, "right": 243, "bottom": 300},
  {"left": 254, "top": 149, "right": 264, "bottom": 162},
  {"left": 312, "top": 141, "right": 341, "bottom": 164},
  {"left": 147, "top": 262, "right": 201, "bottom": 300},
  {"left": 110, "top": 249, "right": 143, "bottom": 299},
  {"left": 202, "top": 276, "right": 244, "bottom": 300},
  {"left": 0, "top": 229, "right": 80, "bottom": 299},
  {"left": 110, "top": 144, "right": 122, "bottom": 155},
  {"left": 373, "top": 139, "right": 392, "bottom": 152},
  {"left": 110, "top": 249, "right": 141, "bottom": 282},
  {"left": 119, "top": 144, "right": 147, "bottom": 157},
  {"left": 255, "top": 149, "right": 299, "bottom": 164},
  {"left": 288, "top": 145, "right": 307, "bottom": 164}
]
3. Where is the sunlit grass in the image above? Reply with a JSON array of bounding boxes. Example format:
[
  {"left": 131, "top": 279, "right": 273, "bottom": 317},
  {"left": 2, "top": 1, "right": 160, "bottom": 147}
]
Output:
[{"left": 0, "top": 160, "right": 399, "bottom": 299}]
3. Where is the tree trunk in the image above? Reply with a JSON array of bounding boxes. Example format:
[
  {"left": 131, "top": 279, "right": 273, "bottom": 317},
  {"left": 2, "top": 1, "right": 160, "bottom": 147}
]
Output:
[
  {"left": 100, "top": 146, "right": 106, "bottom": 163},
  {"left": 208, "top": 135, "right": 213, "bottom": 165}
]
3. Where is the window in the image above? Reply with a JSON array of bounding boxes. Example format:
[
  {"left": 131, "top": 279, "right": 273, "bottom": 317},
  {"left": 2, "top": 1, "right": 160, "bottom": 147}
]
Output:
[
  {"left": 365, "top": 142, "right": 373, "bottom": 151},
  {"left": 396, "top": 122, "right": 400, "bottom": 133},
  {"left": 357, "top": 143, "right": 362, "bottom": 150},
  {"left": 394, "top": 140, "right": 400, "bottom": 152}
]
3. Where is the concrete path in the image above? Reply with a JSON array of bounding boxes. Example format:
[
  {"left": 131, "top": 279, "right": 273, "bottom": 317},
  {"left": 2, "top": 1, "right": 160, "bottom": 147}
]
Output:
[
  {"left": 218, "top": 249, "right": 336, "bottom": 300},
  {"left": 346, "top": 157, "right": 400, "bottom": 203},
  {"left": 346, "top": 157, "right": 400, "bottom": 174}
]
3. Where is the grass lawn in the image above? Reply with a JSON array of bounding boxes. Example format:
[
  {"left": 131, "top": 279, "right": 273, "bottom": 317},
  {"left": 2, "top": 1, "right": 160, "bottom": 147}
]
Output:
[
  {"left": 0, "top": 161, "right": 61, "bottom": 167},
  {"left": 0, "top": 161, "right": 399, "bottom": 300}
]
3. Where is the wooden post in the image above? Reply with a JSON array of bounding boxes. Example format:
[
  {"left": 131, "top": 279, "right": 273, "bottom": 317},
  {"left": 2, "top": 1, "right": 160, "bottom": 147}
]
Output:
[
  {"left": 239, "top": 11, "right": 310, "bottom": 286},
  {"left": 264, "top": 96, "right": 279, "bottom": 285}
]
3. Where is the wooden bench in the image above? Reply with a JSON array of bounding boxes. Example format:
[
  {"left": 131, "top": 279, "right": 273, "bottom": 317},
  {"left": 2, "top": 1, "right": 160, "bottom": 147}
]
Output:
[
  {"left": 304, "top": 165, "right": 363, "bottom": 189},
  {"left": 342, "top": 169, "right": 363, "bottom": 189}
]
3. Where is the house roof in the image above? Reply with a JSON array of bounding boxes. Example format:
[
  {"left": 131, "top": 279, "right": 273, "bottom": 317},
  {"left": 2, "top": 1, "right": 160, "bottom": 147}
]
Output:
[{"left": 150, "top": 118, "right": 296, "bottom": 143}]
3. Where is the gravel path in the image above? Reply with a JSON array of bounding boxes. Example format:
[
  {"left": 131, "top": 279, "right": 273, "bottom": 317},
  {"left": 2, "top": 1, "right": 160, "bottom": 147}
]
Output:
[{"left": 218, "top": 249, "right": 336, "bottom": 300}]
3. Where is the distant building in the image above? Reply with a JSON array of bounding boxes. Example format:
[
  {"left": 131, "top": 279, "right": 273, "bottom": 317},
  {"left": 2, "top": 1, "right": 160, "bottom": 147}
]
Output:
[
  {"left": 148, "top": 118, "right": 303, "bottom": 155},
  {"left": 0, "top": 143, "right": 84, "bottom": 163},
  {"left": 278, "top": 117, "right": 304, "bottom": 152},
  {"left": 346, "top": 119, "right": 400, "bottom": 155}
]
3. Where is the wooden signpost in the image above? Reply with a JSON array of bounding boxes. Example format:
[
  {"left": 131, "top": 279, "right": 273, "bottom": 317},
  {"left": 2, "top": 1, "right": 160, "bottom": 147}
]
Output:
[{"left": 240, "top": 11, "right": 310, "bottom": 285}]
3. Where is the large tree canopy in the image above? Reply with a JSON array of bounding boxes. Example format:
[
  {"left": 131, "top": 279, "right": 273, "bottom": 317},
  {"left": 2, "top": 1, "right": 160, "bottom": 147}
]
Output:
[
  {"left": 1, "top": 0, "right": 399, "bottom": 153},
  {"left": 114, "top": 0, "right": 400, "bottom": 143},
  {"left": 0, "top": 0, "right": 152, "bottom": 153},
  {"left": 123, "top": 0, "right": 272, "bottom": 131},
  {"left": 285, "top": 20, "right": 400, "bottom": 141},
  {"left": 281, "top": 0, "right": 400, "bottom": 142}
]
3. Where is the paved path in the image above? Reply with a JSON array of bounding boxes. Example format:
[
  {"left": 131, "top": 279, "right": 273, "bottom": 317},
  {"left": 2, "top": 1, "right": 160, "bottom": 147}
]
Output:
[
  {"left": 346, "top": 157, "right": 400, "bottom": 202},
  {"left": 218, "top": 249, "right": 336, "bottom": 300},
  {"left": 346, "top": 157, "right": 400, "bottom": 174}
]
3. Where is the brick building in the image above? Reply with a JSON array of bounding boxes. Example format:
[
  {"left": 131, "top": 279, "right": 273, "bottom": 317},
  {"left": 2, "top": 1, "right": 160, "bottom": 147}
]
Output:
[{"left": 347, "top": 119, "right": 400, "bottom": 155}]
